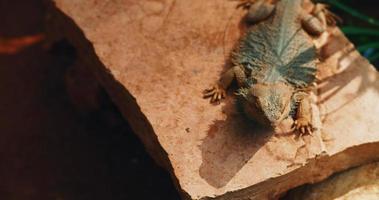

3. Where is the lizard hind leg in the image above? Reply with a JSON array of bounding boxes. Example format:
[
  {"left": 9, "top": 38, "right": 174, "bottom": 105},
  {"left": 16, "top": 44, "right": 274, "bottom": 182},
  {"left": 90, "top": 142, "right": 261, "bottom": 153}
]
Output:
[
  {"left": 301, "top": 3, "right": 341, "bottom": 36},
  {"left": 233, "top": 0, "right": 276, "bottom": 24},
  {"left": 301, "top": 13, "right": 325, "bottom": 36}
]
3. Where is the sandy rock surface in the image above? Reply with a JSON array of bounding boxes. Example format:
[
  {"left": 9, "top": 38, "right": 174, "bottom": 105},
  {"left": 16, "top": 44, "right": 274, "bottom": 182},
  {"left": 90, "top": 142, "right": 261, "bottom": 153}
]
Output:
[{"left": 45, "top": 0, "right": 379, "bottom": 199}]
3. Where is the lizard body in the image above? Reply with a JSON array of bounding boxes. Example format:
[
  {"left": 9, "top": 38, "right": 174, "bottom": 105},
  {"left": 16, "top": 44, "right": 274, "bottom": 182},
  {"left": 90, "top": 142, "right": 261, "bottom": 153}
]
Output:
[{"left": 204, "top": 0, "right": 338, "bottom": 134}]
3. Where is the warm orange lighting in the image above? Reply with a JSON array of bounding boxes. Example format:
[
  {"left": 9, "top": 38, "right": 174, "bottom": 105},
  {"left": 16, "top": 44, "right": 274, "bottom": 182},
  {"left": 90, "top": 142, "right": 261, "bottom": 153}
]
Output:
[{"left": 0, "top": 33, "right": 45, "bottom": 54}]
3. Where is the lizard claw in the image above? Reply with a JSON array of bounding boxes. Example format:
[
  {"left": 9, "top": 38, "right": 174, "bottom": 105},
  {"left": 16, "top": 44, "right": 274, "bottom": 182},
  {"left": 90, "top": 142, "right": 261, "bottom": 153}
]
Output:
[
  {"left": 292, "top": 118, "right": 313, "bottom": 136},
  {"left": 315, "top": 3, "right": 342, "bottom": 26},
  {"left": 203, "top": 84, "right": 226, "bottom": 103},
  {"left": 324, "top": 9, "right": 342, "bottom": 26},
  {"left": 230, "top": 0, "right": 256, "bottom": 9}
]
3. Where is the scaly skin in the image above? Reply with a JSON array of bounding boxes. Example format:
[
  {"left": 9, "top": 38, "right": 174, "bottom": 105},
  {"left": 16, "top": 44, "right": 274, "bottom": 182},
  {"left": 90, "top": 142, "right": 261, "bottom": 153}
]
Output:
[{"left": 203, "top": 0, "right": 338, "bottom": 135}]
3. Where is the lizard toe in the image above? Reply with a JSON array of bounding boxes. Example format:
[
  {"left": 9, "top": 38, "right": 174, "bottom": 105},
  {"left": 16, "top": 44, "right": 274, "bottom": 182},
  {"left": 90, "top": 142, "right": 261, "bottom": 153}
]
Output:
[
  {"left": 203, "top": 90, "right": 215, "bottom": 98},
  {"left": 293, "top": 118, "right": 313, "bottom": 136}
]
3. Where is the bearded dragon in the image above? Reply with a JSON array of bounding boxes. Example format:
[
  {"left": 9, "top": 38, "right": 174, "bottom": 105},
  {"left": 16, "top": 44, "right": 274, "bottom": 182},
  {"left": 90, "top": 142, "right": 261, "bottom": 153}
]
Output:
[{"left": 203, "top": 0, "right": 339, "bottom": 134}]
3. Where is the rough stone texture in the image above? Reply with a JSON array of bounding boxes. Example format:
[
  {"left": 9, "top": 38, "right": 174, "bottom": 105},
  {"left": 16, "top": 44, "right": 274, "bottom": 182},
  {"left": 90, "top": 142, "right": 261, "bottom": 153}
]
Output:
[
  {"left": 284, "top": 162, "right": 379, "bottom": 200},
  {"left": 45, "top": 0, "right": 379, "bottom": 199}
]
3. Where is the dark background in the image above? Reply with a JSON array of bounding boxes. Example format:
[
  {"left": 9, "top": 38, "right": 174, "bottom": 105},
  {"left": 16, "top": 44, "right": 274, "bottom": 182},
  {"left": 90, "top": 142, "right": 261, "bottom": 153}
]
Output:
[
  {"left": 0, "top": 0, "right": 180, "bottom": 199},
  {"left": 0, "top": 0, "right": 377, "bottom": 200}
]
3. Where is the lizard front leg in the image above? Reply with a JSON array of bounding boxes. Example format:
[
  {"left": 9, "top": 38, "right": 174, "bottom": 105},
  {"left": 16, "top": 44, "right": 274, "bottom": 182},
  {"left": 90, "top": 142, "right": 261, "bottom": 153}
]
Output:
[
  {"left": 293, "top": 92, "right": 314, "bottom": 135},
  {"left": 203, "top": 65, "right": 246, "bottom": 103}
]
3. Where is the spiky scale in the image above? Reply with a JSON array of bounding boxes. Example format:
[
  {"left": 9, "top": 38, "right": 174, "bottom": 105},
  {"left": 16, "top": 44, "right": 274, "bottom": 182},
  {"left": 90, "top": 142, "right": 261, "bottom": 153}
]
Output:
[{"left": 232, "top": 0, "right": 318, "bottom": 88}]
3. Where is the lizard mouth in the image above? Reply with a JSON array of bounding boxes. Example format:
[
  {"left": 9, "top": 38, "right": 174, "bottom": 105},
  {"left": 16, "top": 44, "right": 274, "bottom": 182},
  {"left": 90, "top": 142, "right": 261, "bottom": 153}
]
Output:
[
  {"left": 240, "top": 97, "right": 291, "bottom": 128},
  {"left": 270, "top": 99, "right": 292, "bottom": 126}
]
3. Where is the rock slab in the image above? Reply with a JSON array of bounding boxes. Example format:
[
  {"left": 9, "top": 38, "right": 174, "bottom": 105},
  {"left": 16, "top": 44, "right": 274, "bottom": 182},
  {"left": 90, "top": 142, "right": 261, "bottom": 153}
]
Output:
[
  {"left": 45, "top": 0, "right": 379, "bottom": 199},
  {"left": 285, "top": 162, "right": 379, "bottom": 200}
]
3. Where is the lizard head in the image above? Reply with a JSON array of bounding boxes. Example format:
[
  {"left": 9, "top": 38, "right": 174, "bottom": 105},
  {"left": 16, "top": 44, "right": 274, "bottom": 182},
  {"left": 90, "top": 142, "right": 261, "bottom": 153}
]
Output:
[{"left": 238, "top": 82, "right": 294, "bottom": 127}]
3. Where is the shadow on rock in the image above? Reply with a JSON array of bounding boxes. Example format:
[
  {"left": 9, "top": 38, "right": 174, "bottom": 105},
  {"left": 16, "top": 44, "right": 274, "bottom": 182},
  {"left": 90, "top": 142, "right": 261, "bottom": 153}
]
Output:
[
  {"left": 318, "top": 30, "right": 379, "bottom": 118},
  {"left": 199, "top": 99, "right": 273, "bottom": 188}
]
